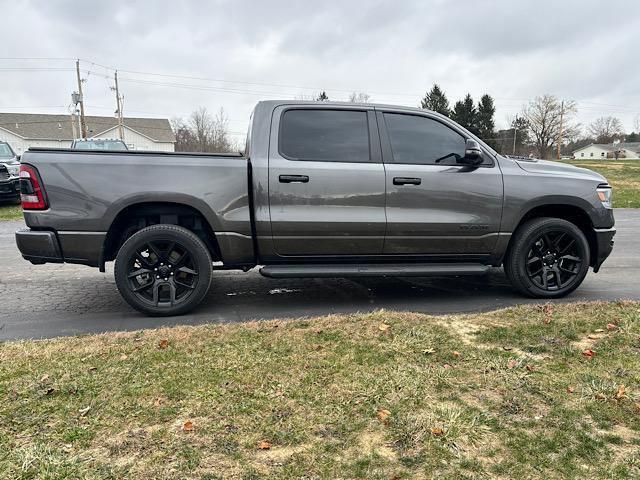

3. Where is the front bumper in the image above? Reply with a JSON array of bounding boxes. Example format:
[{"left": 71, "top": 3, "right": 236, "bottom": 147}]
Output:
[
  {"left": 592, "top": 227, "right": 616, "bottom": 272},
  {"left": 15, "top": 228, "right": 63, "bottom": 265},
  {"left": 0, "top": 178, "right": 20, "bottom": 200}
]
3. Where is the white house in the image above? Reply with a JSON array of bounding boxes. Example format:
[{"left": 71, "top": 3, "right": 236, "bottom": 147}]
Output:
[
  {"left": 0, "top": 112, "right": 176, "bottom": 154},
  {"left": 572, "top": 142, "right": 640, "bottom": 160}
]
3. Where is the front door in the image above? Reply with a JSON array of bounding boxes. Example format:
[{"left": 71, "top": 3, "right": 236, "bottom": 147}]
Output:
[
  {"left": 378, "top": 110, "right": 504, "bottom": 255},
  {"left": 268, "top": 106, "right": 386, "bottom": 257}
]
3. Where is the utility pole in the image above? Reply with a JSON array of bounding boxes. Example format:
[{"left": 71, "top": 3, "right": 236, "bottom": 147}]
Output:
[
  {"left": 75, "top": 59, "right": 87, "bottom": 139},
  {"left": 113, "top": 70, "right": 125, "bottom": 140},
  {"left": 512, "top": 127, "right": 517, "bottom": 155},
  {"left": 556, "top": 100, "right": 564, "bottom": 160}
]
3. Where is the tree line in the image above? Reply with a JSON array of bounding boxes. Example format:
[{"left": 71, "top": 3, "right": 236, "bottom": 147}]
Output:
[{"left": 172, "top": 87, "right": 639, "bottom": 160}]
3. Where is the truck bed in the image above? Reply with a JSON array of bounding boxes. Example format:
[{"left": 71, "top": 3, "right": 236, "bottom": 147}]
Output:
[{"left": 20, "top": 148, "right": 254, "bottom": 267}]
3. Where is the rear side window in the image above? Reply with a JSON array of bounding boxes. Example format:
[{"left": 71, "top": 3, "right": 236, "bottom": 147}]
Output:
[
  {"left": 383, "top": 113, "right": 465, "bottom": 165},
  {"left": 279, "top": 109, "right": 370, "bottom": 162}
]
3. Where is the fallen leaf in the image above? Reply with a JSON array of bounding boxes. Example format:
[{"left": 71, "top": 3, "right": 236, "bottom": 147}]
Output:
[
  {"left": 594, "top": 328, "right": 605, "bottom": 333},
  {"left": 542, "top": 304, "right": 554, "bottom": 324},
  {"left": 377, "top": 408, "right": 391, "bottom": 423},
  {"left": 45, "top": 387, "right": 55, "bottom": 396},
  {"left": 88, "top": 366, "right": 97, "bottom": 372},
  {"left": 582, "top": 349, "right": 595, "bottom": 359},
  {"left": 422, "top": 348, "right": 436, "bottom": 355},
  {"left": 158, "top": 339, "right": 169, "bottom": 349},
  {"left": 182, "top": 421, "right": 194, "bottom": 432},
  {"left": 615, "top": 385, "right": 626, "bottom": 400},
  {"left": 525, "top": 364, "right": 536, "bottom": 372},
  {"left": 606, "top": 323, "right": 618, "bottom": 331},
  {"left": 39, "top": 374, "right": 50, "bottom": 383},
  {"left": 452, "top": 351, "right": 461, "bottom": 358},
  {"left": 431, "top": 427, "right": 444, "bottom": 437},
  {"left": 595, "top": 393, "right": 606, "bottom": 400},
  {"left": 258, "top": 440, "right": 272, "bottom": 450},
  {"left": 378, "top": 323, "right": 390, "bottom": 332},
  {"left": 443, "top": 363, "right": 452, "bottom": 369},
  {"left": 507, "top": 359, "right": 518, "bottom": 369},
  {"left": 567, "top": 386, "right": 575, "bottom": 393},
  {"left": 502, "top": 346, "right": 513, "bottom": 351},
  {"left": 634, "top": 403, "right": 640, "bottom": 413},
  {"left": 587, "top": 334, "right": 601, "bottom": 340},
  {"left": 78, "top": 406, "right": 91, "bottom": 417},
  {"left": 120, "top": 354, "right": 128, "bottom": 361}
]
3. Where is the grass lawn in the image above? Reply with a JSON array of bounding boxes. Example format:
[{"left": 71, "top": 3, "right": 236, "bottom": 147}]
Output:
[
  {"left": 0, "top": 203, "right": 22, "bottom": 221},
  {"left": 1, "top": 302, "right": 639, "bottom": 479},
  {"left": 565, "top": 159, "right": 640, "bottom": 208}
]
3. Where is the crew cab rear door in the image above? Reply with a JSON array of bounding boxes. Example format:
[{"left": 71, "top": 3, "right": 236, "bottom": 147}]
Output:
[
  {"left": 268, "top": 105, "right": 386, "bottom": 256},
  {"left": 377, "top": 109, "right": 503, "bottom": 255}
]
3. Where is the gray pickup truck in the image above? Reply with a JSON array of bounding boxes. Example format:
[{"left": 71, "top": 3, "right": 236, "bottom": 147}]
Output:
[{"left": 15, "top": 100, "right": 615, "bottom": 316}]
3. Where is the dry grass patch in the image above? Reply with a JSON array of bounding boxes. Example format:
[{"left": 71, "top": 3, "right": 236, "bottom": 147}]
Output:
[{"left": 1, "top": 302, "right": 639, "bottom": 479}]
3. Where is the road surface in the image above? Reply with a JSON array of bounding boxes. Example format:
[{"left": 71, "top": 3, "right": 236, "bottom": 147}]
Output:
[{"left": 1, "top": 209, "right": 638, "bottom": 341}]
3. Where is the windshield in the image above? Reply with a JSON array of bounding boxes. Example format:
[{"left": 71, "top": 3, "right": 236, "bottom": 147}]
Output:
[
  {"left": 0, "top": 143, "right": 15, "bottom": 158},
  {"left": 73, "top": 140, "right": 128, "bottom": 151}
]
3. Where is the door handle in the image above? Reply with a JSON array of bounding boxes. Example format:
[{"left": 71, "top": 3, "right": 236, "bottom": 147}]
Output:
[
  {"left": 279, "top": 175, "right": 309, "bottom": 183},
  {"left": 393, "top": 177, "right": 421, "bottom": 185}
]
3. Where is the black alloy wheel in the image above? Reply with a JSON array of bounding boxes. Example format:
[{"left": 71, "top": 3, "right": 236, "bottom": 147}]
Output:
[
  {"left": 525, "top": 230, "right": 583, "bottom": 291},
  {"left": 115, "top": 225, "right": 212, "bottom": 316},
  {"left": 504, "top": 217, "right": 590, "bottom": 298}
]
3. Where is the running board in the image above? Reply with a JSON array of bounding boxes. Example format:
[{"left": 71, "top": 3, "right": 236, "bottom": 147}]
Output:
[{"left": 259, "top": 263, "right": 489, "bottom": 278}]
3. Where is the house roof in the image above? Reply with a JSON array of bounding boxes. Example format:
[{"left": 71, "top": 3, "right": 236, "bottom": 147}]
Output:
[
  {"left": 0, "top": 112, "right": 176, "bottom": 143},
  {"left": 573, "top": 142, "right": 640, "bottom": 154}
]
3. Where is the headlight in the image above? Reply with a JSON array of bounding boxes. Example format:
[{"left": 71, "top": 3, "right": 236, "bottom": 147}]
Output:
[
  {"left": 6, "top": 164, "right": 20, "bottom": 177},
  {"left": 597, "top": 185, "right": 612, "bottom": 209}
]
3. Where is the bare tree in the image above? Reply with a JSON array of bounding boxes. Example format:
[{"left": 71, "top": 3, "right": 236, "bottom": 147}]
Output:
[
  {"left": 521, "top": 95, "right": 577, "bottom": 159},
  {"left": 348, "top": 92, "right": 371, "bottom": 104},
  {"left": 209, "top": 108, "right": 234, "bottom": 153},
  {"left": 189, "top": 107, "right": 215, "bottom": 152},
  {"left": 169, "top": 107, "right": 235, "bottom": 153},
  {"left": 588, "top": 116, "right": 625, "bottom": 144}
]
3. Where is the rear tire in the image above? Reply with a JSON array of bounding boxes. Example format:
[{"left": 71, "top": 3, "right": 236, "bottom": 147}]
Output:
[
  {"left": 114, "top": 224, "right": 212, "bottom": 316},
  {"left": 504, "top": 217, "right": 590, "bottom": 298}
]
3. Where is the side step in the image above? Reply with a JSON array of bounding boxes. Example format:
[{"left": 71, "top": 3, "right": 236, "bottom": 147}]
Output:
[{"left": 259, "top": 263, "right": 489, "bottom": 278}]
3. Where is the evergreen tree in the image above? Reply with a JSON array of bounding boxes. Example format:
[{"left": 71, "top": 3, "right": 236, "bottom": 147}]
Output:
[
  {"left": 316, "top": 91, "right": 329, "bottom": 101},
  {"left": 477, "top": 94, "right": 496, "bottom": 145},
  {"left": 420, "top": 84, "right": 450, "bottom": 116},
  {"left": 451, "top": 94, "right": 477, "bottom": 134}
]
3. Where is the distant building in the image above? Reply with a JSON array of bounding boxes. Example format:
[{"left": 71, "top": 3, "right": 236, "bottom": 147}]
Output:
[
  {"left": 0, "top": 112, "right": 176, "bottom": 153},
  {"left": 572, "top": 142, "right": 640, "bottom": 160}
]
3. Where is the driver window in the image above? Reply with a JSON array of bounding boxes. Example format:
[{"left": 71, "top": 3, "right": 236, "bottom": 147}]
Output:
[{"left": 383, "top": 113, "right": 466, "bottom": 165}]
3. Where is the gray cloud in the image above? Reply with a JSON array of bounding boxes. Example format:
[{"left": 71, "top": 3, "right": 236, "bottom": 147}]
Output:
[{"left": 1, "top": 0, "right": 639, "bottom": 137}]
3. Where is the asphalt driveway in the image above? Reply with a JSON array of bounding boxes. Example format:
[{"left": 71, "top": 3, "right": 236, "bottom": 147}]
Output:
[{"left": 1, "top": 209, "right": 639, "bottom": 341}]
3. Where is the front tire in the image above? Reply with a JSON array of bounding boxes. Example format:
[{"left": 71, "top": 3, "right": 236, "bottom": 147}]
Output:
[
  {"left": 504, "top": 217, "right": 590, "bottom": 298},
  {"left": 114, "top": 224, "right": 212, "bottom": 316}
]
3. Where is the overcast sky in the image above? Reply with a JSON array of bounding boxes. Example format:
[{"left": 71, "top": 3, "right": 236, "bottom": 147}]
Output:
[{"left": 2, "top": 0, "right": 639, "bottom": 143}]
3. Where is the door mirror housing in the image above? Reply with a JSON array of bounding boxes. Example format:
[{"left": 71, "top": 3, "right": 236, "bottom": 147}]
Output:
[{"left": 461, "top": 139, "right": 484, "bottom": 165}]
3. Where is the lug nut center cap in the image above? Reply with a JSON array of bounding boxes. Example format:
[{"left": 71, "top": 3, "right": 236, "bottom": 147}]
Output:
[{"left": 158, "top": 266, "right": 171, "bottom": 278}]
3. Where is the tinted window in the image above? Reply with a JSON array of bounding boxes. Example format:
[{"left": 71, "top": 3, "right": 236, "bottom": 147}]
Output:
[
  {"left": 280, "top": 109, "right": 370, "bottom": 162},
  {"left": 383, "top": 113, "right": 465, "bottom": 165}
]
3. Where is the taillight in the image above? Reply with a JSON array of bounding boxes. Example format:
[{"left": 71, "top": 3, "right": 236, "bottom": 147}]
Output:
[{"left": 20, "top": 164, "right": 48, "bottom": 210}]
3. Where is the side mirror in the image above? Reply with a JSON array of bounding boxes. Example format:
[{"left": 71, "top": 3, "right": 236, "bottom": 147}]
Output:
[{"left": 461, "top": 139, "right": 483, "bottom": 165}]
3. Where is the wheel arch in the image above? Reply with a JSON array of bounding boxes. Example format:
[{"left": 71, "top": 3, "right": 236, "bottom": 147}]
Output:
[
  {"left": 101, "top": 201, "right": 222, "bottom": 271},
  {"left": 506, "top": 203, "right": 597, "bottom": 267}
]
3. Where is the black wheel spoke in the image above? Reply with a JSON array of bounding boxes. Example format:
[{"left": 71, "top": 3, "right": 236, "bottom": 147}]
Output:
[
  {"left": 174, "top": 278, "right": 196, "bottom": 290},
  {"left": 560, "top": 254, "right": 581, "bottom": 262},
  {"left": 133, "top": 280, "right": 154, "bottom": 292},
  {"left": 559, "top": 239, "right": 576, "bottom": 255},
  {"left": 527, "top": 256, "right": 541, "bottom": 265},
  {"left": 178, "top": 266, "right": 198, "bottom": 276},
  {"left": 128, "top": 268, "right": 152, "bottom": 279}
]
